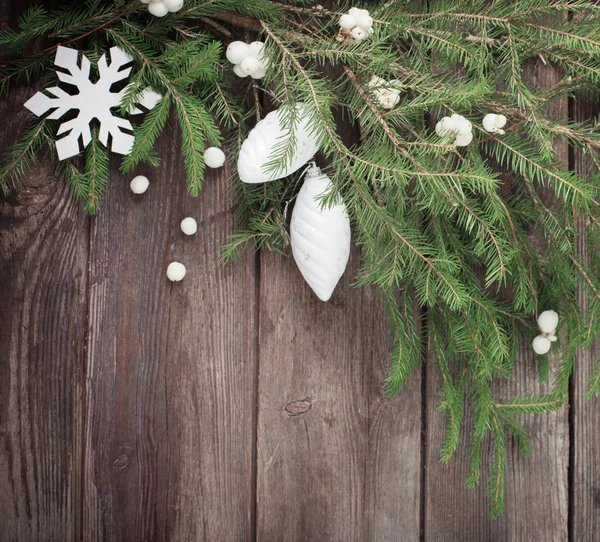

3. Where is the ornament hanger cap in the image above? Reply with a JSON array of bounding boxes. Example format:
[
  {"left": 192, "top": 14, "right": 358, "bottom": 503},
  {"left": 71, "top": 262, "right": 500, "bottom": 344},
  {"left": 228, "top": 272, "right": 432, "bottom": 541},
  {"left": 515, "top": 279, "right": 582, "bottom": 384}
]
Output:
[{"left": 306, "top": 161, "right": 321, "bottom": 177}]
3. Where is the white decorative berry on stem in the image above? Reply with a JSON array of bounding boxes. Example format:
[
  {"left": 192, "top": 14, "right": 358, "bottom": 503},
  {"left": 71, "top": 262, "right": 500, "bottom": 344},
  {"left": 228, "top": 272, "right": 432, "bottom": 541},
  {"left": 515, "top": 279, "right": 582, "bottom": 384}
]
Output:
[
  {"left": 454, "top": 132, "right": 474, "bottom": 147},
  {"left": 180, "top": 217, "right": 198, "bottom": 235},
  {"left": 130, "top": 175, "right": 150, "bottom": 194},
  {"left": 148, "top": 1, "right": 168, "bottom": 16},
  {"left": 351, "top": 27, "right": 367, "bottom": 41},
  {"left": 232, "top": 64, "right": 246, "bottom": 78},
  {"left": 248, "top": 41, "right": 264, "bottom": 57},
  {"left": 532, "top": 335, "right": 551, "bottom": 355},
  {"left": 537, "top": 310, "right": 559, "bottom": 334},
  {"left": 226, "top": 41, "right": 250, "bottom": 64},
  {"left": 167, "top": 262, "right": 186, "bottom": 282},
  {"left": 339, "top": 14, "right": 357, "bottom": 29},
  {"left": 240, "top": 56, "right": 260, "bottom": 76},
  {"left": 483, "top": 113, "right": 507, "bottom": 134},
  {"left": 355, "top": 13, "right": 373, "bottom": 29},
  {"left": 204, "top": 147, "right": 226, "bottom": 168},
  {"left": 163, "top": 0, "right": 184, "bottom": 11},
  {"left": 435, "top": 114, "right": 473, "bottom": 147},
  {"left": 348, "top": 7, "right": 361, "bottom": 17}
]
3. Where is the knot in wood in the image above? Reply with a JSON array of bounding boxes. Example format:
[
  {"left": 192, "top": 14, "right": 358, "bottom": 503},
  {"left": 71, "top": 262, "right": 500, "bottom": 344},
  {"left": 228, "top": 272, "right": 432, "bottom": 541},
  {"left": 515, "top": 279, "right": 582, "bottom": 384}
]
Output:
[{"left": 284, "top": 398, "right": 312, "bottom": 417}]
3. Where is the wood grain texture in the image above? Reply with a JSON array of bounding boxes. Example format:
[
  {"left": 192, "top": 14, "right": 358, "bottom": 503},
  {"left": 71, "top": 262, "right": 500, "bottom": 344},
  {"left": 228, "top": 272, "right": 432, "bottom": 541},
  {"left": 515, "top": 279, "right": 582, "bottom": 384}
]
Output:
[
  {"left": 255, "top": 99, "right": 421, "bottom": 542},
  {"left": 423, "top": 58, "right": 570, "bottom": 542},
  {"left": 0, "top": 90, "right": 89, "bottom": 541},
  {"left": 571, "top": 93, "right": 600, "bottom": 542},
  {"left": 82, "top": 118, "right": 257, "bottom": 541}
]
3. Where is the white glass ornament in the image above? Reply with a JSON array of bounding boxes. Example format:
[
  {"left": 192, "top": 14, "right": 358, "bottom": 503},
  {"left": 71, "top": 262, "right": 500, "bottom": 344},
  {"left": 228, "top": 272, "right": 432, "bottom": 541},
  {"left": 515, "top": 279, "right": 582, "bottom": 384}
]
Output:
[
  {"left": 167, "top": 262, "right": 186, "bottom": 281},
  {"left": 226, "top": 41, "right": 250, "bottom": 64},
  {"left": 291, "top": 163, "right": 351, "bottom": 301},
  {"left": 532, "top": 335, "right": 551, "bottom": 355},
  {"left": 148, "top": 1, "right": 168, "bottom": 16},
  {"left": 204, "top": 147, "right": 226, "bottom": 168},
  {"left": 339, "top": 14, "right": 356, "bottom": 29},
  {"left": 181, "top": 217, "right": 198, "bottom": 235},
  {"left": 537, "top": 310, "right": 559, "bottom": 334},
  {"left": 238, "top": 104, "right": 320, "bottom": 184},
  {"left": 130, "top": 175, "right": 149, "bottom": 194},
  {"left": 163, "top": 0, "right": 183, "bottom": 11}
]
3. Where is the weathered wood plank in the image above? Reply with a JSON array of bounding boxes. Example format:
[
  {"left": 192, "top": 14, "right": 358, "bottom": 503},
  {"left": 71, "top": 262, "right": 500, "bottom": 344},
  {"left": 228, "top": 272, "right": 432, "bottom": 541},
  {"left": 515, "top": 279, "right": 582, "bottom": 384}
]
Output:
[
  {"left": 0, "top": 90, "right": 89, "bottom": 541},
  {"left": 83, "top": 119, "right": 257, "bottom": 540},
  {"left": 571, "top": 93, "right": 600, "bottom": 542},
  {"left": 424, "top": 58, "right": 570, "bottom": 541},
  {"left": 255, "top": 109, "right": 422, "bottom": 541}
]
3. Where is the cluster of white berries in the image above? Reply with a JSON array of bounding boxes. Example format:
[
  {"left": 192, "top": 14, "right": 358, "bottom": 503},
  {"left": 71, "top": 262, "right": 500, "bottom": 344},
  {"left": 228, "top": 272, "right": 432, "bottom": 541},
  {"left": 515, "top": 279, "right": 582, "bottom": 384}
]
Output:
[
  {"left": 226, "top": 41, "right": 269, "bottom": 79},
  {"left": 435, "top": 114, "right": 473, "bottom": 147},
  {"left": 532, "top": 310, "right": 559, "bottom": 355},
  {"left": 483, "top": 113, "right": 507, "bottom": 134},
  {"left": 339, "top": 7, "right": 374, "bottom": 41},
  {"left": 367, "top": 75, "right": 401, "bottom": 110},
  {"left": 140, "top": 0, "right": 184, "bottom": 17}
]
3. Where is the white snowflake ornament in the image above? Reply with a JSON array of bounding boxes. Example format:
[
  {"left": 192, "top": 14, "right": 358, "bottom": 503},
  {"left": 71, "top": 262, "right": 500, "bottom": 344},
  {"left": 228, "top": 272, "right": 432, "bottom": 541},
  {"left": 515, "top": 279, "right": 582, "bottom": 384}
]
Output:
[
  {"left": 291, "top": 163, "right": 351, "bottom": 301},
  {"left": 24, "top": 46, "right": 161, "bottom": 161}
]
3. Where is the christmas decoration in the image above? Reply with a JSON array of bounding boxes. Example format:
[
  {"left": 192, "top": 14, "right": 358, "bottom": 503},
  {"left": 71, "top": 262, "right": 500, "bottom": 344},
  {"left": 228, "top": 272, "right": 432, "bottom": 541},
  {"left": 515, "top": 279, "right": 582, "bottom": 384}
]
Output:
[
  {"left": 435, "top": 114, "right": 473, "bottom": 147},
  {"left": 290, "top": 163, "right": 351, "bottom": 301},
  {"left": 483, "top": 113, "right": 507, "bottom": 134},
  {"left": 130, "top": 175, "right": 150, "bottom": 194},
  {"left": 166, "top": 262, "right": 186, "bottom": 281},
  {"left": 238, "top": 104, "right": 320, "bottom": 183},
  {"left": 367, "top": 75, "right": 401, "bottom": 110},
  {"left": 538, "top": 310, "right": 559, "bottom": 335},
  {"left": 143, "top": 0, "right": 184, "bottom": 17},
  {"left": 226, "top": 40, "right": 269, "bottom": 79},
  {"left": 204, "top": 147, "right": 226, "bottom": 168},
  {"left": 24, "top": 46, "right": 161, "bottom": 161},
  {"left": 4, "top": 0, "right": 600, "bottom": 518},
  {"left": 181, "top": 217, "right": 198, "bottom": 235},
  {"left": 339, "top": 7, "right": 374, "bottom": 41},
  {"left": 532, "top": 335, "right": 552, "bottom": 355}
]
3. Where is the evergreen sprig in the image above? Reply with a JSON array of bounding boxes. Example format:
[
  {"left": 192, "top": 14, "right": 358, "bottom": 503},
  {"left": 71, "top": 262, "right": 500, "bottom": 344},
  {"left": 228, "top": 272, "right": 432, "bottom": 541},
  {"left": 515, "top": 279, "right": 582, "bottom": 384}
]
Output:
[{"left": 2, "top": 0, "right": 600, "bottom": 517}]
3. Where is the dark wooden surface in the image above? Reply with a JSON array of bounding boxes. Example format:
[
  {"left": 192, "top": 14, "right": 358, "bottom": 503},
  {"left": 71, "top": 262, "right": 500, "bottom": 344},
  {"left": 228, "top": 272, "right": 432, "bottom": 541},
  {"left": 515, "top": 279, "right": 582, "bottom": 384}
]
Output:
[{"left": 1, "top": 3, "right": 600, "bottom": 542}]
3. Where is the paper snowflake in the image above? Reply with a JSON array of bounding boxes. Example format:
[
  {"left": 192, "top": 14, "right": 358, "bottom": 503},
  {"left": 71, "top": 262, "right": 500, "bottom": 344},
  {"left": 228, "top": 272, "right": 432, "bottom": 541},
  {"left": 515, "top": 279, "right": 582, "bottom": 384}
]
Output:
[{"left": 24, "top": 46, "right": 162, "bottom": 161}]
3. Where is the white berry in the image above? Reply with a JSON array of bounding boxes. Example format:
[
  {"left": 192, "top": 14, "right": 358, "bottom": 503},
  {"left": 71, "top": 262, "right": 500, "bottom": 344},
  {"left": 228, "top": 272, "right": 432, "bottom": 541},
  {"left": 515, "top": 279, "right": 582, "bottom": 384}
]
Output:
[
  {"left": 148, "top": 1, "right": 168, "bottom": 17},
  {"left": 377, "top": 90, "right": 400, "bottom": 110},
  {"left": 348, "top": 7, "right": 361, "bottom": 17},
  {"left": 204, "top": 147, "right": 226, "bottom": 168},
  {"left": 351, "top": 27, "right": 367, "bottom": 41},
  {"left": 163, "top": 0, "right": 183, "bottom": 11},
  {"left": 339, "top": 14, "right": 356, "bottom": 29},
  {"left": 435, "top": 116, "right": 456, "bottom": 137},
  {"left": 130, "top": 175, "right": 149, "bottom": 194},
  {"left": 250, "top": 66, "right": 267, "bottom": 80},
  {"left": 532, "top": 335, "right": 551, "bottom": 355},
  {"left": 248, "top": 41, "right": 264, "bottom": 57},
  {"left": 181, "top": 217, "right": 198, "bottom": 236},
  {"left": 355, "top": 13, "right": 373, "bottom": 29},
  {"left": 483, "top": 113, "right": 506, "bottom": 134},
  {"left": 167, "top": 262, "right": 186, "bottom": 282},
  {"left": 451, "top": 113, "right": 472, "bottom": 135},
  {"left": 226, "top": 41, "right": 250, "bottom": 64},
  {"left": 232, "top": 64, "right": 246, "bottom": 78},
  {"left": 495, "top": 114, "right": 507, "bottom": 128},
  {"left": 240, "top": 56, "right": 260, "bottom": 75},
  {"left": 537, "top": 310, "right": 559, "bottom": 334},
  {"left": 454, "top": 132, "right": 473, "bottom": 147}
]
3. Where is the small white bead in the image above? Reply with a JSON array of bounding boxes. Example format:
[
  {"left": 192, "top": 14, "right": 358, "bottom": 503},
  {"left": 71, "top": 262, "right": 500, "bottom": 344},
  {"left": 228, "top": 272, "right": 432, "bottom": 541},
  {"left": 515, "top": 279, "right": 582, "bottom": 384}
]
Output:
[
  {"left": 351, "top": 27, "right": 367, "bottom": 41},
  {"left": 163, "top": 0, "right": 183, "bottom": 11},
  {"left": 148, "top": 1, "right": 168, "bottom": 17},
  {"left": 240, "top": 56, "right": 260, "bottom": 75},
  {"left": 339, "top": 14, "right": 356, "bottom": 29},
  {"left": 483, "top": 114, "right": 498, "bottom": 132},
  {"left": 204, "top": 147, "right": 226, "bottom": 168},
  {"left": 495, "top": 114, "right": 507, "bottom": 128},
  {"left": 532, "top": 335, "right": 551, "bottom": 355},
  {"left": 232, "top": 64, "right": 246, "bottom": 78},
  {"left": 226, "top": 41, "right": 250, "bottom": 64},
  {"left": 181, "top": 217, "right": 198, "bottom": 235},
  {"left": 435, "top": 116, "right": 456, "bottom": 137},
  {"left": 451, "top": 114, "right": 472, "bottom": 135},
  {"left": 130, "top": 175, "right": 149, "bottom": 194},
  {"left": 248, "top": 41, "right": 264, "bottom": 57},
  {"left": 167, "top": 262, "right": 186, "bottom": 282},
  {"left": 348, "top": 7, "right": 361, "bottom": 16},
  {"left": 537, "top": 310, "right": 559, "bottom": 334}
]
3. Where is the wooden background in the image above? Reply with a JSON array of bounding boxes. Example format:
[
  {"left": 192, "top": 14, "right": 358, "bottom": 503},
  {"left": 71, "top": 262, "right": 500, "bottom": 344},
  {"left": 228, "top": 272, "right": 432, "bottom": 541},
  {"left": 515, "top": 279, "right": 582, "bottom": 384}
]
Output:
[{"left": 1, "top": 1, "right": 600, "bottom": 541}]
